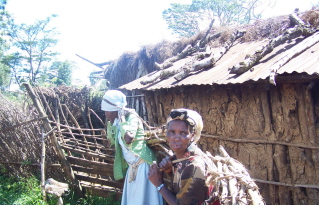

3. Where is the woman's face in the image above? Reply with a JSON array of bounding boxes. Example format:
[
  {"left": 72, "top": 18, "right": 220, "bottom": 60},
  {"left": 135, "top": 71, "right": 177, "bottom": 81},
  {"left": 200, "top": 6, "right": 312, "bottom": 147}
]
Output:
[
  {"left": 166, "top": 119, "right": 194, "bottom": 159},
  {"left": 105, "top": 111, "right": 118, "bottom": 124}
]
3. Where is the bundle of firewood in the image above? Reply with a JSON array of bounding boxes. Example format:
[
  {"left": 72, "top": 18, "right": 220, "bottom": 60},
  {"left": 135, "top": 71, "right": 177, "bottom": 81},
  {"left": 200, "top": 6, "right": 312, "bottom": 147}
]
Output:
[{"left": 204, "top": 146, "right": 264, "bottom": 205}]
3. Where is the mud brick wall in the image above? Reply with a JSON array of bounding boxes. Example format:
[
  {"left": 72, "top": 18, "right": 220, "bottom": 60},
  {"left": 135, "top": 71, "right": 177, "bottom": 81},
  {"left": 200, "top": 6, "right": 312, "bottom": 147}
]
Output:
[{"left": 143, "top": 82, "right": 319, "bottom": 205}]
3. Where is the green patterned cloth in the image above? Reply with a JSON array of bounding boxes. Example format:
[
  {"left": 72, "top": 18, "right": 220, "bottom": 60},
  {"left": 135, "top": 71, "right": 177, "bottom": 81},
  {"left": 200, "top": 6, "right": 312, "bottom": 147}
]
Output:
[{"left": 107, "top": 110, "right": 157, "bottom": 180}]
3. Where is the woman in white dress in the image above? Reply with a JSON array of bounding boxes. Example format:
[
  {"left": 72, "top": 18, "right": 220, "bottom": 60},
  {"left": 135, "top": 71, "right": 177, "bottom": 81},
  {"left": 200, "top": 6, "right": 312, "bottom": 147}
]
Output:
[{"left": 101, "top": 90, "right": 163, "bottom": 205}]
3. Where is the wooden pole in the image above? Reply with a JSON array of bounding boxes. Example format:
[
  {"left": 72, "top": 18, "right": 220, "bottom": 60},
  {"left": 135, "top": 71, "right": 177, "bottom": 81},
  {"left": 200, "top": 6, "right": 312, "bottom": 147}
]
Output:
[
  {"left": 201, "top": 134, "right": 319, "bottom": 150},
  {"left": 0, "top": 116, "right": 47, "bottom": 132},
  {"left": 23, "top": 83, "right": 83, "bottom": 197},
  {"left": 40, "top": 126, "right": 47, "bottom": 202}
]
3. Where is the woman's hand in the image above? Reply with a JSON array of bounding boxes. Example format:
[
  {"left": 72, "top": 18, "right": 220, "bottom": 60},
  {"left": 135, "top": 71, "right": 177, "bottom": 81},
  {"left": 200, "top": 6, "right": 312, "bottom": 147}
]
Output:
[
  {"left": 159, "top": 156, "right": 173, "bottom": 175},
  {"left": 149, "top": 160, "right": 178, "bottom": 205},
  {"left": 148, "top": 162, "right": 163, "bottom": 187}
]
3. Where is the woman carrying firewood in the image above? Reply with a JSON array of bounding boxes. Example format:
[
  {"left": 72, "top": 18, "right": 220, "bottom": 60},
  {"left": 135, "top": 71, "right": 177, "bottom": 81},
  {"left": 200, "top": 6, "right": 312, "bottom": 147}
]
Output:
[
  {"left": 101, "top": 90, "right": 163, "bottom": 205},
  {"left": 148, "top": 108, "right": 220, "bottom": 205}
]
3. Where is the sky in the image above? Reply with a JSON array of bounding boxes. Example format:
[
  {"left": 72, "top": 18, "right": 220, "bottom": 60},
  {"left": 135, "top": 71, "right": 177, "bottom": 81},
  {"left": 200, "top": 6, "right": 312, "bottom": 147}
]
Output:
[{"left": 5, "top": 0, "right": 319, "bottom": 85}]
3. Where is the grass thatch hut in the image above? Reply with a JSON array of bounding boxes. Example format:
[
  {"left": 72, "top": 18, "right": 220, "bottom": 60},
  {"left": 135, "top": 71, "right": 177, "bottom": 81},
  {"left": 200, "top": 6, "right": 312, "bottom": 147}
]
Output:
[{"left": 102, "top": 10, "right": 319, "bottom": 204}]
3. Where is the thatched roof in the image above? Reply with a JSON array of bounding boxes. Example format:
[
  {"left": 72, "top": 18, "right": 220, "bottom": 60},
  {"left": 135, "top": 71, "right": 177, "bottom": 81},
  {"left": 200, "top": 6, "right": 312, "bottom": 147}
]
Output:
[{"left": 101, "top": 10, "right": 319, "bottom": 90}]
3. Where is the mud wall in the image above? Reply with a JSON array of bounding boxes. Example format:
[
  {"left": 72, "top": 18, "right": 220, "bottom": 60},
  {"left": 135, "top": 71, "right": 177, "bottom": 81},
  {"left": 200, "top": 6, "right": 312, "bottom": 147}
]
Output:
[{"left": 143, "top": 82, "right": 319, "bottom": 205}]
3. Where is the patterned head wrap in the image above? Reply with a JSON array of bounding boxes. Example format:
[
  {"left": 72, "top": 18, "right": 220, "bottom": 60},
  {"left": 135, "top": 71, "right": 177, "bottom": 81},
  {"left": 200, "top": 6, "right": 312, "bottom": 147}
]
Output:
[
  {"left": 101, "top": 90, "right": 127, "bottom": 111},
  {"left": 166, "top": 108, "right": 203, "bottom": 143}
]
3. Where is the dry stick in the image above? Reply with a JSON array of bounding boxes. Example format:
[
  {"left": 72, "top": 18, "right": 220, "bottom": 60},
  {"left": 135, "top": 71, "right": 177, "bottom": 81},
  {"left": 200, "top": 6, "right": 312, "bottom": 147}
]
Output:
[
  {"left": 237, "top": 184, "right": 247, "bottom": 205},
  {"left": 53, "top": 97, "right": 62, "bottom": 141},
  {"left": 23, "top": 83, "right": 83, "bottom": 197},
  {"left": 61, "top": 139, "right": 107, "bottom": 153},
  {"left": 62, "top": 104, "right": 89, "bottom": 160},
  {"left": 49, "top": 121, "right": 105, "bottom": 131},
  {"left": 63, "top": 104, "right": 89, "bottom": 147},
  {"left": 87, "top": 109, "right": 103, "bottom": 168},
  {"left": 45, "top": 127, "right": 57, "bottom": 137},
  {"left": 206, "top": 146, "right": 265, "bottom": 204},
  {"left": 55, "top": 99, "right": 78, "bottom": 147},
  {"left": 23, "top": 107, "right": 36, "bottom": 122},
  {"left": 58, "top": 131, "right": 107, "bottom": 141},
  {"left": 60, "top": 129, "right": 106, "bottom": 139},
  {"left": 87, "top": 109, "right": 98, "bottom": 145},
  {"left": 154, "top": 19, "right": 215, "bottom": 71},
  {"left": 61, "top": 139, "right": 113, "bottom": 152},
  {"left": 75, "top": 97, "right": 91, "bottom": 135},
  {"left": 224, "top": 164, "right": 238, "bottom": 205},
  {"left": 40, "top": 126, "right": 47, "bottom": 202},
  {"left": 218, "top": 146, "right": 249, "bottom": 176},
  {"left": 253, "top": 178, "right": 319, "bottom": 189},
  {"left": 54, "top": 100, "right": 76, "bottom": 156},
  {"left": 153, "top": 44, "right": 196, "bottom": 70},
  {"left": 0, "top": 116, "right": 47, "bottom": 133},
  {"left": 61, "top": 144, "right": 114, "bottom": 158},
  {"left": 37, "top": 87, "right": 56, "bottom": 122},
  {"left": 174, "top": 29, "right": 246, "bottom": 81},
  {"left": 248, "top": 188, "right": 264, "bottom": 205},
  {"left": 220, "top": 146, "right": 264, "bottom": 205},
  {"left": 141, "top": 23, "right": 218, "bottom": 85},
  {"left": 140, "top": 65, "right": 183, "bottom": 85},
  {"left": 0, "top": 162, "right": 61, "bottom": 167},
  {"left": 140, "top": 28, "right": 230, "bottom": 85},
  {"left": 66, "top": 105, "right": 96, "bottom": 179},
  {"left": 140, "top": 72, "right": 162, "bottom": 85},
  {"left": 62, "top": 138, "right": 111, "bottom": 150},
  {"left": 89, "top": 108, "right": 105, "bottom": 127},
  {"left": 289, "top": 12, "right": 306, "bottom": 26},
  {"left": 201, "top": 134, "right": 319, "bottom": 150},
  {"left": 218, "top": 161, "right": 228, "bottom": 202},
  {"left": 198, "top": 19, "right": 215, "bottom": 48},
  {"left": 61, "top": 144, "right": 114, "bottom": 159},
  {"left": 87, "top": 110, "right": 109, "bottom": 157}
]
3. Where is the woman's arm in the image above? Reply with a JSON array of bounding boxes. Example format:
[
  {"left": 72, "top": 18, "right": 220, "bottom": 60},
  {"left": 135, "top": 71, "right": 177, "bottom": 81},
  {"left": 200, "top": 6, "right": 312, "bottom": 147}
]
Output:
[{"left": 120, "top": 112, "right": 139, "bottom": 144}]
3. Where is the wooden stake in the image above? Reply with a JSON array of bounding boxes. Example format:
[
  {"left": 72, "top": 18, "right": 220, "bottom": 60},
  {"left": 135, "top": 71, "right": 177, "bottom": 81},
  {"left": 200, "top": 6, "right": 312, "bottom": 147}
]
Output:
[{"left": 40, "top": 125, "right": 47, "bottom": 202}]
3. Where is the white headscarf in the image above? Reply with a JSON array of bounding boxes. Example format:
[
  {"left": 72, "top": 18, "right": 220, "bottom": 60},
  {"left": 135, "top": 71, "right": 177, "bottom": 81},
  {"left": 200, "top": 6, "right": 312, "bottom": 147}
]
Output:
[
  {"left": 166, "top": 108, "right": 203, "bottom": 143},
  {"left": 101, "top": 90, "right": 127, "bottom": 111}
]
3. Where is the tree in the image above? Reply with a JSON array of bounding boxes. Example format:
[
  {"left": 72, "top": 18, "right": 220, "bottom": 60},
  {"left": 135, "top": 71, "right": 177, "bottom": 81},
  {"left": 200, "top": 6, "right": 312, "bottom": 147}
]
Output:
[
  {"left": 4, "top": 15, "right": 59, "bottom": 86},
  {"left": 163, "top": 0, "right": 266, "bottom": 37},
  {"left": 0, "top": 0, "right": 10, "bottom": 90},
  {"left": 48, "top": 60, "right": 74, "bottom": 86},
  {"left": 0, "top": 63, "right": 10, "bottom": 91}
]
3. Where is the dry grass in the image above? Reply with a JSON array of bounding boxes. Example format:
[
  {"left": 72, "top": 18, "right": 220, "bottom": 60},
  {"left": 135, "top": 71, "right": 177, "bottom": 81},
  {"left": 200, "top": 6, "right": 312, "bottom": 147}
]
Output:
[{"left": 301, "top": 9, "right": 319, "bottom": 28}]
